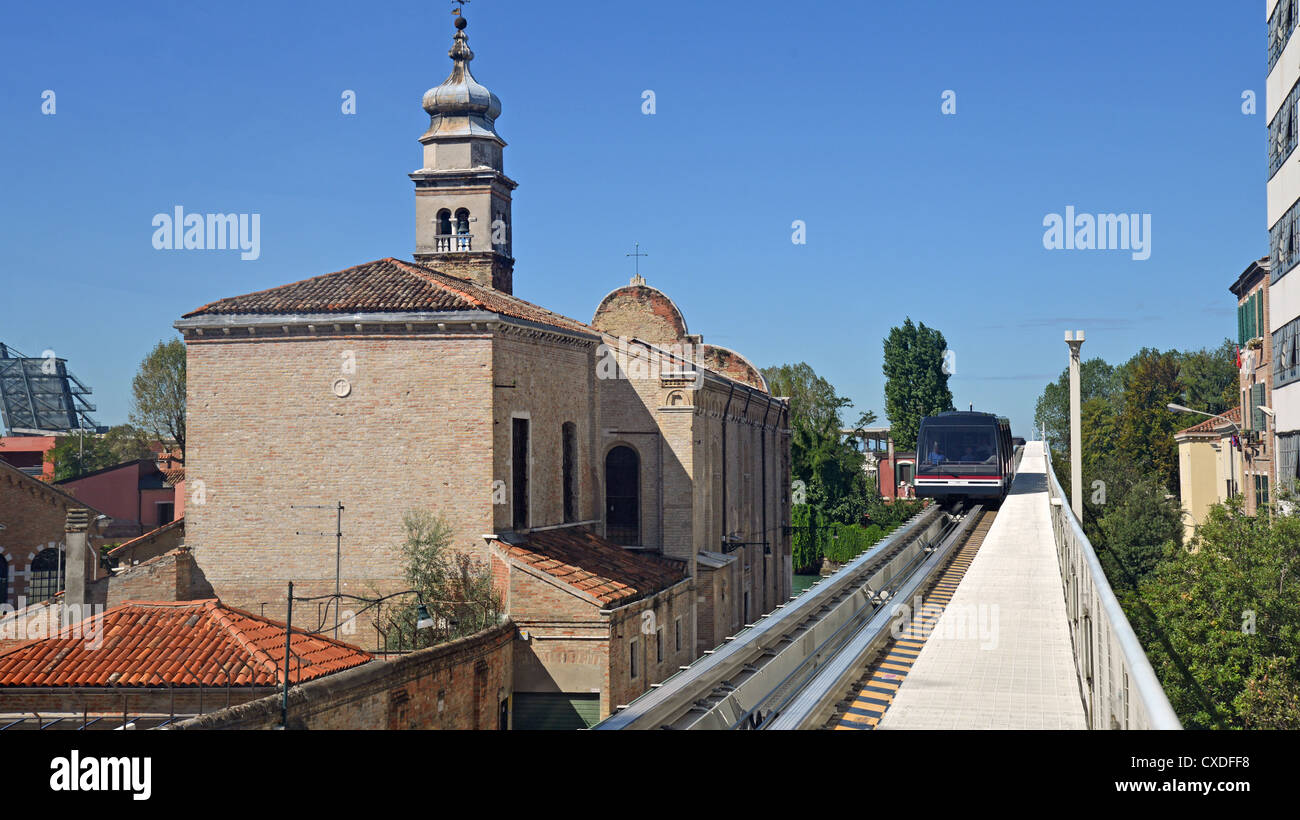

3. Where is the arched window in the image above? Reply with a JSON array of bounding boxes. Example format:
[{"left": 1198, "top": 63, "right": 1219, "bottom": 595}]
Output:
[
  {"left": 454, "top": 209, "right": 472, "bottom": 251},
  {"left": 605, "top": 446, "right": 640, "bottom": 546},
  {"left": 436, "top": 210, "right": 453, "bottom": 252},
  {"left": 29, "top": 547, "right": 63, "bottom": 603},
  {"left": 562, "top": 422, "right": 578, "bottom": 524},
  {"left": 0, "top": 558, "right": 8, "bottom": 607}
]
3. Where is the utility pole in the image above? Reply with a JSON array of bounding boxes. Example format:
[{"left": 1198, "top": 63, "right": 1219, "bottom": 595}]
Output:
[
  {"left": 291, "top": 502, "right": 345, "bottom": 638},
  {"left": 1065, "top": 330, "right": 1085, "bottom": 520}
]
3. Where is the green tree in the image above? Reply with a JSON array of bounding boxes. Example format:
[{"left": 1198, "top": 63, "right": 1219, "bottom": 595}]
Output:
[
  {"left": 45, "top": 424, "right": 154, "bottom": 481},
  {"left": 762, "top": 362, "right": 878, "bottom": 524},
  {"left": 1133, "top": 498, "right": 1300, "bottom": 728},
  {"left": 1115, "top": 349, "right": 1182, "bottom": 494},
  {"left": 1033, "top": 358, "right": 1120, "bottom": 448},
  {"left": 881, "top": 318, "right": 954, "bottom": 450},
  {"left": 762, "top": 362, "right": 853, "bottom": 432},
  {"left": 1079, "top": 396, "right": 1119, "bottom": 478},
  {"left": 378, "top": 509, "right": 501, "bottom": 649},
  {"left": 130, "top": 339, "right": 187, "bottom": 461},
  {"left": 1093, "top": 475, "right": 1183, "bottom": 588},
  {"left": 1176, "top": 340, "right": 1238, "bottom": 416}
]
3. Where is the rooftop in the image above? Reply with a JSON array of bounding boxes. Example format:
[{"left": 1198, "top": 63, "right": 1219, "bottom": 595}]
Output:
[
  {"left": 0, "top": 599, "right": 371, "bottom": 687},
  {"left": 494, "top": 528, "right": 689, "bottom": 608},
  {"left": 0, "top": 458, "right": 108, "bottom": 517},
  {"left": 1174, "top": 406, "right": 1241, "bottom": 437},
  {"left": 180, "top": 257, "right": 596, "bottom": 336}
]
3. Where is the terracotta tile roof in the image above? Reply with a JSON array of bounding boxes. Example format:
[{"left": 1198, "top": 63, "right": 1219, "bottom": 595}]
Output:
[
  {"left": 1175, "top": 406, "right": 1241, "bottom": 437},
  {"left": 181, "top": 257, "right": 596, "bottom": 335},
  {"left": 159, "top": 464, "right": 184, "bottom": 487},
  {"left": 495, "top": 528, "right": 688, "bottom": 607},
  {"left": 0, "top": 599, "right": 371, "bottom": 687}
]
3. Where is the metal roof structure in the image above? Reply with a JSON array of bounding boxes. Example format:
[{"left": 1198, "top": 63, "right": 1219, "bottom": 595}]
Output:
[{"left": 0, "top": 343, "right": 102, "bottom": 435}]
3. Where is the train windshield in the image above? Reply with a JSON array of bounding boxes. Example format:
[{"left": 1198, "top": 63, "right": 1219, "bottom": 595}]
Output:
[{"left": 917, "top": 426, "right": 997, "bottom": 473}]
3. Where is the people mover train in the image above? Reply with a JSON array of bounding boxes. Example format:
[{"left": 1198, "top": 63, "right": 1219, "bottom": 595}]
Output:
[{"left": 913, "top": 411, "right": 1016, "bottom": 502}]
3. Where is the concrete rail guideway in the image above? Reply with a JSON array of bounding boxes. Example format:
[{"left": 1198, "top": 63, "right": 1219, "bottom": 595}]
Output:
[{"left": 593, "top": 441, "right": 1180, "bottom": 731}]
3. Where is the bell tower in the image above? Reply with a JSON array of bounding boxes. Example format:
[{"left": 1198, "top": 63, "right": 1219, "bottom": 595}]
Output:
[{"left": 411, "top": 13, "right": 517, "bottom": 293}]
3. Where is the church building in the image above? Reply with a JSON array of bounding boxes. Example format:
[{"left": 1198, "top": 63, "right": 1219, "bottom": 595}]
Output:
[{"left": 174, "top": 14, "right": 791, "bottom": 724}]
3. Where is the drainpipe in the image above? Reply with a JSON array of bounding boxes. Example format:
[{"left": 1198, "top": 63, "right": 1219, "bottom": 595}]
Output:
[
  {"left": 720, "top": 384, "right": 736, "bottom": 546},
  {"left": 760, "top": 400, "right": 772, "bottom": 612}
]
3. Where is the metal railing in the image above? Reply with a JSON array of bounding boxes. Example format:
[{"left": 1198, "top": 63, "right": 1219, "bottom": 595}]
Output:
[{"left": 1042, "top": 440, "right": 1180, "bottom": 730}]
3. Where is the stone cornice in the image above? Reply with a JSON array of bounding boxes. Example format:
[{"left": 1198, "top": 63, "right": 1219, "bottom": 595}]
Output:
[{"left": 174, "top": 310, "right": 598, "bottom": 348}]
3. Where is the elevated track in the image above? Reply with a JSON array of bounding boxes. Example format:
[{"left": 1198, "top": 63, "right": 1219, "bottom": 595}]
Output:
[{"left": 593, "top": 502, "right": 987, "bottom": 730}]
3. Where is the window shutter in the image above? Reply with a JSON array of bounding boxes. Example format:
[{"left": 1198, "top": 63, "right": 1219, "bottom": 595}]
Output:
[
  {"left": 1275, "top": 330, "right": 1285, "bottom": 382},
  {"left": 1238, "top": 303, "right": 1245, "bottom": 345}
]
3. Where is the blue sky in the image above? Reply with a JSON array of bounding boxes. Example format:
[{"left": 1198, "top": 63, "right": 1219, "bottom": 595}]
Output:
[{"left": 0, "top": 0, "right": 1265, "bottom": 437}]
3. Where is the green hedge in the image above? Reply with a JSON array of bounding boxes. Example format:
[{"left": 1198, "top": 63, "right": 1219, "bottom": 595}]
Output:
[
  {"left": 824, "top": 522, "right": 885, "bottom": 564},
  {"left": 791, "top": 504, "right": 825, "bottom": 574},
  {"left": 792, "top": 500, "right": 924, "bottom": 571}
]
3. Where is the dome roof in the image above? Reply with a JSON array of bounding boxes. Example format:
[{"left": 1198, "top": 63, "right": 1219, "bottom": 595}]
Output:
[
  {"left": 701, "top": 345, "right": 768, "bottom": 392},
  {"left": 421, "top": 17, "right": 503, "bottom": 142},
  {"left": 591, "top": 279, "right": 689, "bottom": 346}
]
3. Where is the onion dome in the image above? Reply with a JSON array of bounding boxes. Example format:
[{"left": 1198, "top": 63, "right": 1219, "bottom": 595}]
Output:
[{"left": 421, "top": 16, "right": 503, "bottom": 141}]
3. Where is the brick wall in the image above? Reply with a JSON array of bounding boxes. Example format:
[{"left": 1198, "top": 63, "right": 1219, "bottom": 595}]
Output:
[
  {"left": 0, "top": 466, "right": 105, "bottom": 608},
  {"left": 0, "top": 687, "right": 277, "bottom": 720},
  {"left": 491, "top": 330, "right": 600, "bottom": 533},
  {"left": 167, "top": 621, "right": 515, "bottom": 730},
  {"left": 108, "top": 520, "right": 185, "bottom": 570},
  {"left": 90, "top": 548, "right": 213, "bottom": 608},
  {"left": 184, "top": 332, "right": 497, "bottom": 635},
  {"left": 506, "top": 558, "right": 694, "bottom": 719},
  {"left": 604, "top": 581, "right": 694, "bottom": 715}
]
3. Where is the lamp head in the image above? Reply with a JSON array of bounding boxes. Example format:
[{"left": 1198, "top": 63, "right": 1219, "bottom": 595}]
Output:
[{"left": 416, "top": 604, "right": 436, "bottom": 631}]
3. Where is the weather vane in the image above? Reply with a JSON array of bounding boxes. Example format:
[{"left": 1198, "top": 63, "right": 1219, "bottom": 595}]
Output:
[{"left": 453, "top": 0, "right": 470, "bottom": 15}]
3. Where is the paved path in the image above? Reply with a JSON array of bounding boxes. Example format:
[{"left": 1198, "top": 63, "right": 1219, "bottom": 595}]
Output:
[{"left": 877, "top": 442, "right": 1087, "bottom": 730}]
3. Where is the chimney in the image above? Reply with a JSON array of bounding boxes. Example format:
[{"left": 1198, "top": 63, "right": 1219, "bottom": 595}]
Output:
[{"left": 62, "top": 507, "right": 90, "bottom": 627}]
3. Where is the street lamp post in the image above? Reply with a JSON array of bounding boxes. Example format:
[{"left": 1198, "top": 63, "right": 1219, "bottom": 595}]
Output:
[
  {"left": 278, "top": 586, "right": 478, "bottom": 729},
  {"left": 1065, "top": 330, "right": 1086, "bottom": 519}
]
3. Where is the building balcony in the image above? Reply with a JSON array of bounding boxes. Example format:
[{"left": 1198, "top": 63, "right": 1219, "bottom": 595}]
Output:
[{"left": 433, "top": 234, "right": 473, "bottom": 252}]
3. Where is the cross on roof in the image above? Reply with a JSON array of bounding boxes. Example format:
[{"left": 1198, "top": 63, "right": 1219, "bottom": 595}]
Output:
[{"left": 626, "top": 242, "right": 649, "bottom": 278}]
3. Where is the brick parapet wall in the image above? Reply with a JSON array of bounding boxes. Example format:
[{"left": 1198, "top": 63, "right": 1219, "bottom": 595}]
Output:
[{"left": 167, "top": 621, "right": 515, "bottom": 730}]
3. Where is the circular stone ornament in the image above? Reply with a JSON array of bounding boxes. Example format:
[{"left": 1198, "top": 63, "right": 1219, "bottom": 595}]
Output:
[{"left": 332, "top": 377, "right": 352, "bottom": 398}]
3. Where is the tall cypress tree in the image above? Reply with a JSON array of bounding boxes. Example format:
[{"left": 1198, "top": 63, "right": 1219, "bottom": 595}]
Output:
[{"left": 882, "top": 318, "right": 955, "bottom": 450}]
